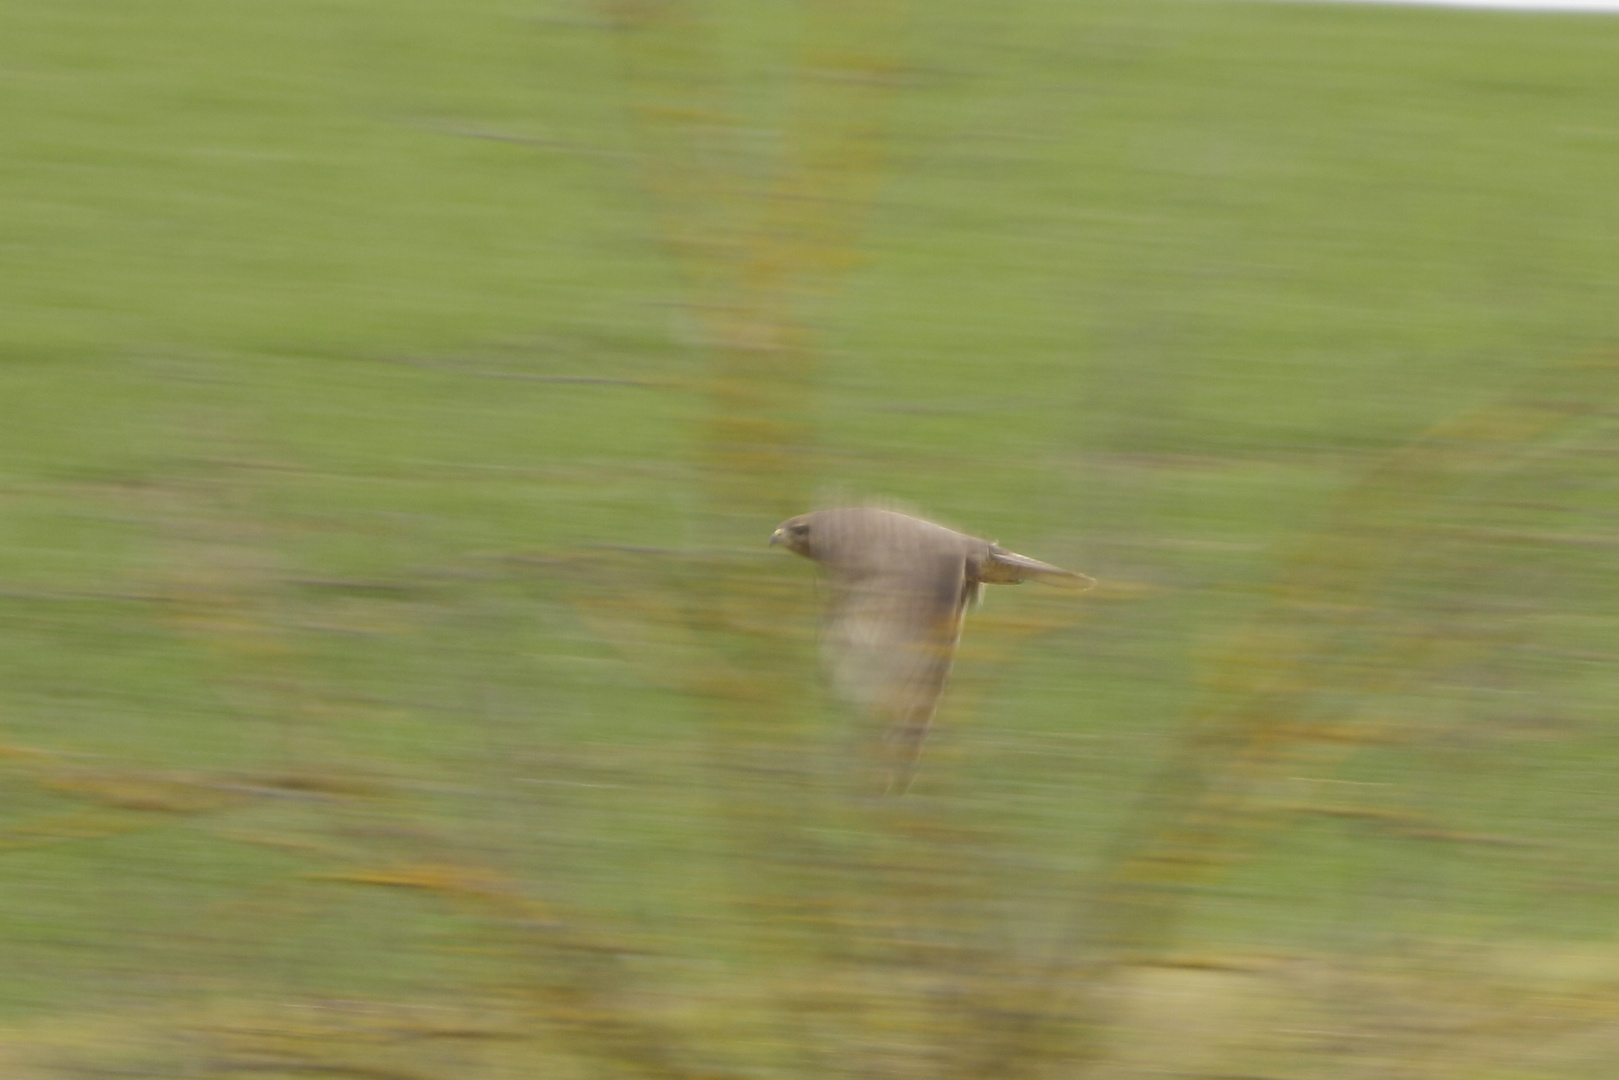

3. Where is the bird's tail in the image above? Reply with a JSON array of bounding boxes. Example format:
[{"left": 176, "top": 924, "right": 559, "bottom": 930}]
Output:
[{"left": 981, "top": 545, "right": 1096, "bottom": 589}]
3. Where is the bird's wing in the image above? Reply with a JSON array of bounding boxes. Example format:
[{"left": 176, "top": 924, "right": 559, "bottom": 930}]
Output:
[
  {"left": 822, "top": 546, "right": 969, "bottom": 793},
  {"left": 978, "top": 544, "right": 1096, "bottom": 590},
  {"left": 821, "top": 548, "right": 969, "bottom": 724}
]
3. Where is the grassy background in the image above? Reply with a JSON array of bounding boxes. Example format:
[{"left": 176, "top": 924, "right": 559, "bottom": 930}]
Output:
[{"left": 2, "top": 0, "right": 1619, "bottom": 1076}]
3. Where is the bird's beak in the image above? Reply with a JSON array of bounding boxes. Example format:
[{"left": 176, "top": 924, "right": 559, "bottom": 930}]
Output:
[{"left": 769, "top": 528, "right": 785, "bottom": 547}]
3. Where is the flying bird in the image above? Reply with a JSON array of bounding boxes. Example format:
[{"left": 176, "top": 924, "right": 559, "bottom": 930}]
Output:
[{"left": 770, "top": 506, "right": 1093, "bottom": 793}]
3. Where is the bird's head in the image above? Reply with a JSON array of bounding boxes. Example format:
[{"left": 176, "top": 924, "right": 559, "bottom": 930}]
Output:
[{"left": 769, "top": 514, "right": 815, "bottom": 559}]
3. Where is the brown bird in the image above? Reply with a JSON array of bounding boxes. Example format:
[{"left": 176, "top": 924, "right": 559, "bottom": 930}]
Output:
[{"left": 770, "top": 507, "right": 1093, "bottom": 793}]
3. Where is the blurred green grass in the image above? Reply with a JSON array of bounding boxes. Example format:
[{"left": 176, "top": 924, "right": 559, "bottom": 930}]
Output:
[{"left": 2, "top": 0, "right": 1619, "bottom": 1074}]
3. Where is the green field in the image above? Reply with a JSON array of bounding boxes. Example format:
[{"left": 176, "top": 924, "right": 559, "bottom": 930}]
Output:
[{"left": 3, "top": 0, "right": 1619, "bottom": 1076}]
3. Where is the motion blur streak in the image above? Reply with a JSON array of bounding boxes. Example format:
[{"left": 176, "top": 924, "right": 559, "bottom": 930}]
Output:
[{"left": 2, "top": 1, "right": 1618, "bottom": 1078}]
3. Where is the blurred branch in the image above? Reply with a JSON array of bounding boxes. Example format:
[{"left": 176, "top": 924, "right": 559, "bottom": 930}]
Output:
[{"left": 1096, "top": 350, "right": 1619, "bottom": 951}]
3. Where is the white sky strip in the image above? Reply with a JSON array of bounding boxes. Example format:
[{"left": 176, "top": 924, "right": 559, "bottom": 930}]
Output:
[{"left": 1278, "top": 0, "right": 1619, "bottom": 9}]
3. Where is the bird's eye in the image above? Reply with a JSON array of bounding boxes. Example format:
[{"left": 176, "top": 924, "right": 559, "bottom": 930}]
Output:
[{"left": 790, "top": 523, "right": 810, "bottom": 536}]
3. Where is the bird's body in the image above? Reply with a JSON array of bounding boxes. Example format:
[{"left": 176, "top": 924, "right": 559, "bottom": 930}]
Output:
[{"left": 771, "top": 507, "right": 1091, "bottom": 792}]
